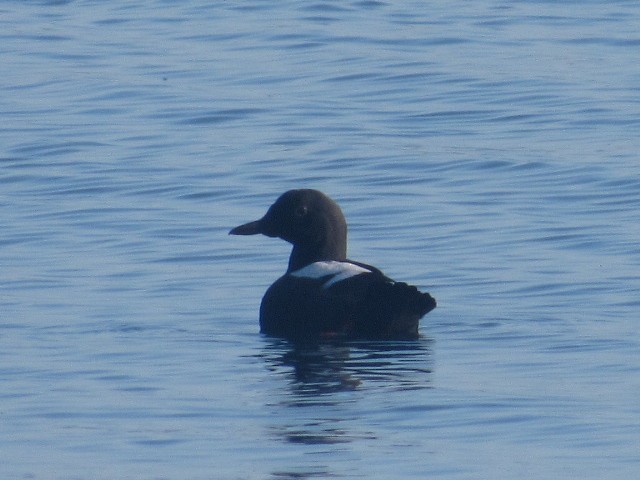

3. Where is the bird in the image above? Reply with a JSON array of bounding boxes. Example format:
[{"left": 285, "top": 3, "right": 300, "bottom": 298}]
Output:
[{"left": 229, "top": 189, "right": 436, "bottom": 341}]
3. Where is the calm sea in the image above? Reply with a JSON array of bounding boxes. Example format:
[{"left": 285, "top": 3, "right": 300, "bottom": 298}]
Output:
[{"left": 1, "top": 1, "right": 639, "bottom": 479}]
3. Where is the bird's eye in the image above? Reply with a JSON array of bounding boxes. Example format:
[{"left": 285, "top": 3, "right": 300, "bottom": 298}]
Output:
[{"left": 295, "top": 205, "right": 308, "bottom": 218}]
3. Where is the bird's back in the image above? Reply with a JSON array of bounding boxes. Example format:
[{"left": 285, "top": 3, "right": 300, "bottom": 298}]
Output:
[{"left": 260, "top": 264, "right": 436, "bottom": 341}]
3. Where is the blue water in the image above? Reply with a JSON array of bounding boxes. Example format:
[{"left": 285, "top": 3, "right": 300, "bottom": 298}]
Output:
[{"left": 2, "top": 1, "right": 639, "bottom": 479}]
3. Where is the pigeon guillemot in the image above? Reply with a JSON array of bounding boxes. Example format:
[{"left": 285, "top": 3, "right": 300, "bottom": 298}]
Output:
[{"left": 229, "top": 189, "right": 436, "bottom": 341}]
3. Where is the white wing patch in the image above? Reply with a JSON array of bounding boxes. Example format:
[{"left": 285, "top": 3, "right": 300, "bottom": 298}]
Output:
[{"left": 291, "top": 261, "right": 371, "bottom": 289}]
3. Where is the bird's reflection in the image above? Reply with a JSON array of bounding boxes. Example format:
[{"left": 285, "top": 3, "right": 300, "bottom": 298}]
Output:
[
  {"left": 271, "top": 342, "right": 361, "bottom": 398},
  {"left": 262, "top": 337, "right": 433, "bottom": 396},
  {"left": 258, "top": 336, "right": 433, "bottom": 447}
]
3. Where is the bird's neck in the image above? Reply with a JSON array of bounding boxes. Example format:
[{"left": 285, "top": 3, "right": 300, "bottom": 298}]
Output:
[{"left": 287, "top": 241, "right": 347, "bottom": 272}]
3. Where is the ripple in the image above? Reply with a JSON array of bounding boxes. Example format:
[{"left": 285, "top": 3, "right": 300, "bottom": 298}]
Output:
[{"left": 2, "top": 1, "right": 639, "bottom": 479}]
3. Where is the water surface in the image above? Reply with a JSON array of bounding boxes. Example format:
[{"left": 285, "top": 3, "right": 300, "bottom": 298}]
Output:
[{"left": 1, "top": 1, "right": 639, "bottom": 479}]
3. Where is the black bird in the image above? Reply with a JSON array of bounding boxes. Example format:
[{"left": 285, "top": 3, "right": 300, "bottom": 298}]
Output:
[{"left": 230, "top": 189, "right": 436, "bottom": 341}]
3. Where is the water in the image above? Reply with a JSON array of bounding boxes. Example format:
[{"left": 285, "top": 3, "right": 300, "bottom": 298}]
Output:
[{"left": 1, "top": 1, "right": 639, "bottom": 479}]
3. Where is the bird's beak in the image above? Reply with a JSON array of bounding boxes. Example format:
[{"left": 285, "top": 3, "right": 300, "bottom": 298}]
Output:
[{"left": 229, "top": 219, "right": 263, "bottom": 236}]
